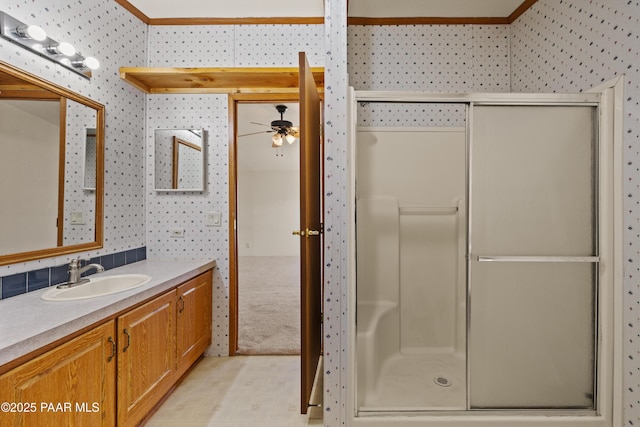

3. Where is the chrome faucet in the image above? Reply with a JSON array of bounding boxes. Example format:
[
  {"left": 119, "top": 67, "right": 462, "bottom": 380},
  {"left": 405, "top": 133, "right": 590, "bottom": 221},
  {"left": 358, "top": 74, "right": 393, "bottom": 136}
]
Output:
[{"left": 57, "top": 257, "right": 105, "bottom": 288}]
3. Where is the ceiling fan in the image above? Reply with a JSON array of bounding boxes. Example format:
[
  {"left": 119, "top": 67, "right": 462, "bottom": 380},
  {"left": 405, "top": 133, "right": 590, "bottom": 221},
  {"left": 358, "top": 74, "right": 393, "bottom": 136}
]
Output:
[{"left": 239, "top": 104, "right": 299, "bottom": 148}]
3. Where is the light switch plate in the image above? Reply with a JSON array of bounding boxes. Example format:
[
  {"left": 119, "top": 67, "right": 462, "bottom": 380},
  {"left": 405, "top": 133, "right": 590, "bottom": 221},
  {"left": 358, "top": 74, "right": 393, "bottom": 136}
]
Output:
[
  {"left": 70, "top": 211, "right": 85, "bottom": 225},
  {"left": 206, "top": 211, "right": 221, "bottom": 227}
]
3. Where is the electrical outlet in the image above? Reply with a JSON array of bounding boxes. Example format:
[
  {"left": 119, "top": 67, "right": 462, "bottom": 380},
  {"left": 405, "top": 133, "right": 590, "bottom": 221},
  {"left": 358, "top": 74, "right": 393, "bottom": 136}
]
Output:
[
  {"left": 170, "top": 228, "right": 185, "bottom": 238},
  {"left": 206, "top": 211, "right": 221, "bottom": 227}
]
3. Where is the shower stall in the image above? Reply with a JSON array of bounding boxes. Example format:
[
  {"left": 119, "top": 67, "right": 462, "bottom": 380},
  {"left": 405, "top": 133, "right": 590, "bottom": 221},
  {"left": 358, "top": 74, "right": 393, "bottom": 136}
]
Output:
[{"left": 347, "top": 89, "right": 622, "bottom": 426}]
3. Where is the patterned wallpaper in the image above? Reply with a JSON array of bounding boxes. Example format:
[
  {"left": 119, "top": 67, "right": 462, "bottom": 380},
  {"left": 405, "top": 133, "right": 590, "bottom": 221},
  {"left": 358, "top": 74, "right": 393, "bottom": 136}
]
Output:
[
  {"left": 0, "top": 0, "right": 146, "bottom": 277},
  {"left": 510, "top": 1, "right": 639, "bottom": 424},
  {"left": 145, "top": 24, "right": 325, "bottom": 356},
  {"left": 324, "top": 0, "right": 350, "bottom": 424},
  {"left": 348, "top": 25, "right": 509, "bottom": 126},
  {"left": 1, "top": 0, "right": 636, "bottom": 424}
]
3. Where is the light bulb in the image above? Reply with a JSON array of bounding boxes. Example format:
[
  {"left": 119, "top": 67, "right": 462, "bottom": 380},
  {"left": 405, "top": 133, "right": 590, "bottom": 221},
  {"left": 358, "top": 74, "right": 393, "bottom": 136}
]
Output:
[
  {"left": 16, "top": 24, "right": 47, "bottom": 41},
  {"left": 83, "top": 56, "right": 99, "bottom": 70},
  {"left": 57, "top": 42, "right": 75, "bottom": 56},
  {"left": 285, "top": 134, "right": 296, "bottom": 144}
]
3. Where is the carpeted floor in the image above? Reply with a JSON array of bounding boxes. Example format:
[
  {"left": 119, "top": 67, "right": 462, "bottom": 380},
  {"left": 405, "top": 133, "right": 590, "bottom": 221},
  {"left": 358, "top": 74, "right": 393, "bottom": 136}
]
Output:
[{"left": 238, "top": 256, "right": 301, "bottom": 355}]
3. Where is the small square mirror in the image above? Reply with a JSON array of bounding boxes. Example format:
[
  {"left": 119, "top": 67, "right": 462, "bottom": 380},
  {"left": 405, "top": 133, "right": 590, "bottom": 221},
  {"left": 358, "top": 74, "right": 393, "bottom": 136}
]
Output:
[{"left": 154, "top": 129, "right": 206, "bottom": 191}]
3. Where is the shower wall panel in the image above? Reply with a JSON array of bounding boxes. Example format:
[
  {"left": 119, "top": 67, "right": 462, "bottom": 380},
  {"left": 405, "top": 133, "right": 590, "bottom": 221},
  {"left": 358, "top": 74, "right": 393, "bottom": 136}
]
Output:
[{"left": 356, "top": 127, "right": 466, "bottom": 354}]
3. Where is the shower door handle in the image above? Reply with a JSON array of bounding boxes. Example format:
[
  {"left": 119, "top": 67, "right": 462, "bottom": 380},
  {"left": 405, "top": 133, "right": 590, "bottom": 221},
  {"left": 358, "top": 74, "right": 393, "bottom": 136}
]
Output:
[{"left": 475, "top": 256, "right": 600, "bottom": 262}]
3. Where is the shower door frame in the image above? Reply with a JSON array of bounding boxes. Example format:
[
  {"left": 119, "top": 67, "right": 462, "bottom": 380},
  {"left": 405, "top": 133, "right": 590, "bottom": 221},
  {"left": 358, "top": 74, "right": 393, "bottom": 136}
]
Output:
[{"left": 347, "top": 80, "right": 624, "bottom": 426}]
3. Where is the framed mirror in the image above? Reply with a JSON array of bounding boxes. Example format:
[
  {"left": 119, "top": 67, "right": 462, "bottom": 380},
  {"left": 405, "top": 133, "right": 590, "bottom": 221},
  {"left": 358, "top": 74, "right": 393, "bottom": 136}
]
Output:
[
  {"left": 0, "top": 61, "right": 104, "bottom": 266},
  {"left": 154, "top": 129, "right": 205, "bottom": 191}
]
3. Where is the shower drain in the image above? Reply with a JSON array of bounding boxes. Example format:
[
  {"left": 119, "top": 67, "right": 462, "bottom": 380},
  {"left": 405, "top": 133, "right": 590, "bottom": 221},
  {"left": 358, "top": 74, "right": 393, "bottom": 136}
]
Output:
[{"left": 433, "top": 376, "right": 452, "bottom": 387}]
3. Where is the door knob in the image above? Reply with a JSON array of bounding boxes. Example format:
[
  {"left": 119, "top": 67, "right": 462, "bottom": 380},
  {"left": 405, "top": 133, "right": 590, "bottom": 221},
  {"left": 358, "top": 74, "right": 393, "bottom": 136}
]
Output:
[{"left": 293, "top": 229, "right": 320, "bottom": 237}]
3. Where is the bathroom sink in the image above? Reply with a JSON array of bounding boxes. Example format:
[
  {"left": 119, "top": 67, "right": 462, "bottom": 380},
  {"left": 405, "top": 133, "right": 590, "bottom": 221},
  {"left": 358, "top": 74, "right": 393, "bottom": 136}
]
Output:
[{"left": 41, "top": 274, "right": 152, "bottom": 301}]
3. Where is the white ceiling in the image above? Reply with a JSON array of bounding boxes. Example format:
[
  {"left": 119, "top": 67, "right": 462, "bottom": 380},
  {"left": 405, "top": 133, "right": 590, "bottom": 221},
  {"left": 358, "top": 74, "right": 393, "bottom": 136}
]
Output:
[
  {"left": 126, "top": 0, "right": 525, "bottom": 19},
  {"left": 127, "top": 0, "right": 323, "bottom": 19}
]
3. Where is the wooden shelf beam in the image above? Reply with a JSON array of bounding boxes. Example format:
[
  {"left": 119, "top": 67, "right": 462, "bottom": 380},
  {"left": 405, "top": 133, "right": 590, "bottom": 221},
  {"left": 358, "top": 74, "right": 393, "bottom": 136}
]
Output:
[{"left": 119, "top": 67, "right": 324, "bottom": 94}]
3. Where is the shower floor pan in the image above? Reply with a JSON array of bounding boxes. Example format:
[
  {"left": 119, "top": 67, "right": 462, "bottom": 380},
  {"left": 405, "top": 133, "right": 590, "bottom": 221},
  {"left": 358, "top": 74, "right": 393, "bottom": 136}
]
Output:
[{"left": 360, "top": 351, "right": 466, "bottom": 412}]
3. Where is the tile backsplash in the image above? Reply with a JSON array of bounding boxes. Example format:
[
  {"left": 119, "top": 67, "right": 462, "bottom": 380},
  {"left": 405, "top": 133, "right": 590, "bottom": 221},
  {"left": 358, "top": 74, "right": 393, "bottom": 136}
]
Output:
[{"left": 0, "top": 246, "right": 146, "bottom": 300}]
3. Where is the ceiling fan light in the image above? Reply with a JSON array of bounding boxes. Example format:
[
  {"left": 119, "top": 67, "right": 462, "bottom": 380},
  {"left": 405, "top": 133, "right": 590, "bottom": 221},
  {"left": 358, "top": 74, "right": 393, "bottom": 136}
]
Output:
[
  {"left": 272, "top": 133, "right": 283, "bottom": 147},
  {"left": 285, "top": 134, "right": 296, "bottom": 144}
]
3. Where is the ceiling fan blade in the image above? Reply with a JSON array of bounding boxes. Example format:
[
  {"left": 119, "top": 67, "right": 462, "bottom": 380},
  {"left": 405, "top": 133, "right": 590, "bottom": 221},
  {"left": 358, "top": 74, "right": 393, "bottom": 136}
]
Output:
[
  {"left": 250, "top": 121, "right": 272, "bottom": 128},
  {"left": 238, "top": 130, "right": 272, "bottom": 137}
]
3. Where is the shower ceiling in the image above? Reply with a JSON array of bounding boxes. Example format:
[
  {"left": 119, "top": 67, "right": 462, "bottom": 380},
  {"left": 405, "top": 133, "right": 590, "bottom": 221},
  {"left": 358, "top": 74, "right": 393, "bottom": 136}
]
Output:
[{"left": 122, "top": 0, "right": 530, "bottom": 20}]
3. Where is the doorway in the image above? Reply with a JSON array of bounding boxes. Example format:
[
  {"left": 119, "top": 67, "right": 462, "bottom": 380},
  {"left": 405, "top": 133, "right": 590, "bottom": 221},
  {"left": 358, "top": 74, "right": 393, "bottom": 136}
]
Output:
[
  {"left": 228, "top": 94, "right": 302, "bottom": 356},
  {"left": 235, "top": 101, "right": 302, "bottom": 355}
]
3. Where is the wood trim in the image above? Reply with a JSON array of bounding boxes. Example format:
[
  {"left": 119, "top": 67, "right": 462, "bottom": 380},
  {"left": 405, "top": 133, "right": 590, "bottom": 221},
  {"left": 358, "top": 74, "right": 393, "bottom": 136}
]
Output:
[
  {"left": 170, "top": 136, "right": 201, "bottom": 189},
  {"left": 149, "top": 17, "right": 324, "bottom": 25},
  {"left": 57, "top": 98, "right": 67, "bottom": 247},
  {"left": 228, "top": 96, "right": 238, "bottom": 356},
  {"left": 113, "top": 0, "right": 150, "bottom": 24},
  {"left": 508, "top": 0, "right": 539, "bottom": 23},
  {"left": 94, "top": 107, "right": 105, "bottom": 252},
  {"left": 348, "top": 16, "right": 511, "bottom": 25},
  {"left": 228, "top": 92, "right": 306, "bottom": 356}
]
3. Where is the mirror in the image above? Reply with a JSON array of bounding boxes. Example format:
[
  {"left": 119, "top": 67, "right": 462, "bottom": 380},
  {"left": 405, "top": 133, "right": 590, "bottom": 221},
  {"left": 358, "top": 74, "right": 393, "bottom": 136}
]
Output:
[
  {"left": 83, "top": 129, "right": 97, "bottom": 191},
  {"left": 0, "top": 61, "right": 104, "bottom": 265},
  {"left": 154, "top": 129, "right": 205, "bottom": 191}
]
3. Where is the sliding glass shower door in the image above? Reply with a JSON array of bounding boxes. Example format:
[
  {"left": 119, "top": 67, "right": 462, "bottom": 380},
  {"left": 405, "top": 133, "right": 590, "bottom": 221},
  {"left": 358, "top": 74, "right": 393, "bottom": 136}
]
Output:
[{"left": 468, "top": 105, "right": 597, "bottom": 409}]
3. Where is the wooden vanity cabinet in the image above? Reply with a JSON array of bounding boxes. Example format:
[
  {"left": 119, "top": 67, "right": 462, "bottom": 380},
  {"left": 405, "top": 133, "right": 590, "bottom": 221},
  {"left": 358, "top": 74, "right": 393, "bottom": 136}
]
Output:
[
  {"left": 0, "top": 269, "right": 213, "bottom": 427},
  {"left": 117, "top": 290, "right": 176, "bottom": 427},
  {"left": 117, "top": 271, "right": 213, "bottom": 427},
  {"left": 176, "top": 272, "right": 213, "bottom": 377},
  {"left": 0, "top": 321, "right": 117, "bottom": 427}
]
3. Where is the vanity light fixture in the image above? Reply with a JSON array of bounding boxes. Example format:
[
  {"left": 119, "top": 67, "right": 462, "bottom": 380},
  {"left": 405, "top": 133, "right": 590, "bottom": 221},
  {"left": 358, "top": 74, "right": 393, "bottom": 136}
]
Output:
[
  {"left": 0, "top": 11, "right": 99, "bottom": 79},
  {"left": 46, "top": 41, "right": 76, "bottom": 57},
  {"left": 15, "top": 24, "right": 46, "bottom": 41},
  {"left": 73, "top": 55, "right": 100, "bottom": 70}
]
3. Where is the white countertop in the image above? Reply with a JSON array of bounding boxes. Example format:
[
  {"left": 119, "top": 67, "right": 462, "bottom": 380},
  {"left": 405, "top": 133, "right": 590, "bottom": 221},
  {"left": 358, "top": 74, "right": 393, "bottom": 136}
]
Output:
[{"left": 0, "top": 258, "right": 216, "bottom": 368}]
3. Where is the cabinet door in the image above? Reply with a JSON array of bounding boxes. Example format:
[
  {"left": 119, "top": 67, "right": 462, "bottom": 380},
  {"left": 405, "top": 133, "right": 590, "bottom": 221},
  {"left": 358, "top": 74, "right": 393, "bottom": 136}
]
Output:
[
  {"left": 176, "top": 271, "right": 212, "bottom": 376},
  {"left": 0, "top": 321, "right": 116, "bottom": 427},
  {"left": 117, "top": 290, "right": 175, "bottom": 427}
]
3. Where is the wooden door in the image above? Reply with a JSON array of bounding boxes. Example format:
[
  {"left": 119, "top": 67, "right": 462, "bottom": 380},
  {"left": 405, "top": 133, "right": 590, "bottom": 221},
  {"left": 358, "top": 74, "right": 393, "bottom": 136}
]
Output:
[
  {"left": 298, "top": 51, "right": 323, "bottom": 414},
  {"left": 117, "top": 290, "right": 176, "bottom": 427},
  {"left": 0, "top": 321, "right": 116, "bottom": 427},
  {"left": 176, "top": 271, "right": 213, "bottom": 376}
]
